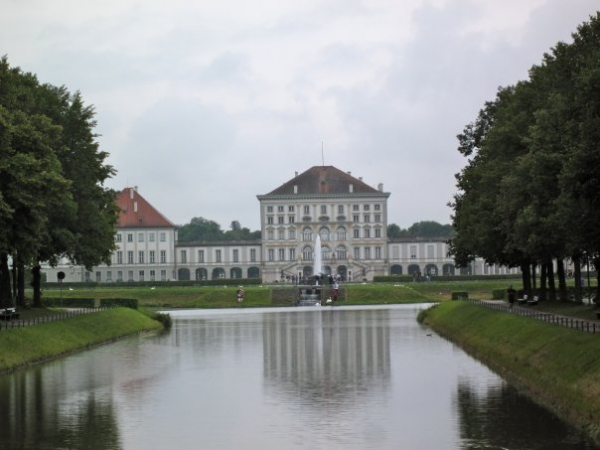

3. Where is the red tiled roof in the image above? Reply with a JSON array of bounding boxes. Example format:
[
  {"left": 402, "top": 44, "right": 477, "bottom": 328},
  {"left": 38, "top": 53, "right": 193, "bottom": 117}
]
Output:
[
  {"left": 263, "top": 166, "right": 384, "bottom": 196},
  {"left": 116, "top": 188, "right": 176, "bottom": 228}
]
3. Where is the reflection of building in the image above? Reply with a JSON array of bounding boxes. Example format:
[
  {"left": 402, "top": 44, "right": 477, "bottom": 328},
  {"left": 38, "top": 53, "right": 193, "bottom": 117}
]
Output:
[
  {"left": 263, "top": 309, "right": 390, "bottom": 404},
  {"left": 42, "top": 165, "right": 518, "bottom": 283}
]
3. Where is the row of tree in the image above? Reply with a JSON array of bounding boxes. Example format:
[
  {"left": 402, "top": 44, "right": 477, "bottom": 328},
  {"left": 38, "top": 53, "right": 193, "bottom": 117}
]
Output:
[
  {"left": 449, "top": 13, "right": 600, "bottom": 302},
  {"left": 0, "top": 57, "right": 118, "bottom": 307},
  {"left": 177, "top": 217, "right": 452, "bottom": 242}
]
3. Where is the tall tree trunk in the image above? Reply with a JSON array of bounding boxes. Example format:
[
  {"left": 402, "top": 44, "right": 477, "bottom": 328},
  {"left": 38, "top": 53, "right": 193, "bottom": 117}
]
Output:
[
  {"left": 521, "top": 261, "right": 531, "bottom": 298},
  {"left": 531, "top": 262, "right": 537, "bottom": 296},
  {"left": 11, "top": 255, "right": 17, "bottom": 306},
  {"left": 573, "top": 254, "right": 582, "bottom": 303},
  {"left": 32, "top": 264, "right": 42, "bottom": 307},
  {"left": 540, "top": 263, "right": 547, "bottom": 302},
  {"left": 17, "top": 262, "right": 26, "bottom": 307},
  {"left": 0, "top": 254, "right": 11, "bottom": 307},
  {"left": 556, "top": 258, "right": 566, "bottom": 302}
]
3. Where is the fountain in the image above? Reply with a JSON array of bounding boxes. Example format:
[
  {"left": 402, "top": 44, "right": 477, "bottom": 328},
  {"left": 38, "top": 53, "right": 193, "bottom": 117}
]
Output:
[{"left": 297, "top": 234, "right": 323, "bottom": 306}]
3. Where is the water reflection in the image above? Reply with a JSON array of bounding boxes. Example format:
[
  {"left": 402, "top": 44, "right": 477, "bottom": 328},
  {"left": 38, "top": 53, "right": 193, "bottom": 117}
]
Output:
[{"left": 0, "top": 306, "right": 598, "bottom": 450}]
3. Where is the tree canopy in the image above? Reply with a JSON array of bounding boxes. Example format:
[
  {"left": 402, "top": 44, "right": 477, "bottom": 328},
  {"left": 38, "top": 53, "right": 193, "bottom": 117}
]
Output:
[
  {"left": 387, "top": 221, "right": 453, "bottom": 239},
  {"left": 177, "top": 217, "right": 261, "bottom": 242},
  {"left": 449, "top": 13, "right": 600, "bottom": 302},
  {"left": 0, "top": 57, "right": 118, "bottom": 306}
]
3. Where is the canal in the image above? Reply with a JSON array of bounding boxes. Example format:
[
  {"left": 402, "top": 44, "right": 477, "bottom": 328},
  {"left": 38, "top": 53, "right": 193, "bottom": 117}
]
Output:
[{"left": 0, "top": 305, "right": 598, "bottom": 449}]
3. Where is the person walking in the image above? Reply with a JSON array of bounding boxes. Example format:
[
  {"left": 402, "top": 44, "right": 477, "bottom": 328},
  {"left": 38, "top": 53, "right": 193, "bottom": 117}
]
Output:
[{"left": 507, "top": 285, "right": 516, "bottom": 309}]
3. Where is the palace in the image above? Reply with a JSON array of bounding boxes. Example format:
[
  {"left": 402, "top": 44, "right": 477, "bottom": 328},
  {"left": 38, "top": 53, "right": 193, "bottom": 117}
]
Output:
[{"left": 42, "top": 165, "right": 517, "bottom": 283}]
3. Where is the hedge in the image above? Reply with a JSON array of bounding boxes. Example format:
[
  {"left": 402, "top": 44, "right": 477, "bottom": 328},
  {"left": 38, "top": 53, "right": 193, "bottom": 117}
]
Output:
[
  {"left": 43, "top": 297, "right": 95, "bottom": 308},
  {"left": 99, "top": 298, "right": 138, "bottom": 309},
  {"left": 451, "top": 291, "right": 469, "bottom": 300},
  {"left": 42, "top": 278, "right": 263, "bottom": 290}
]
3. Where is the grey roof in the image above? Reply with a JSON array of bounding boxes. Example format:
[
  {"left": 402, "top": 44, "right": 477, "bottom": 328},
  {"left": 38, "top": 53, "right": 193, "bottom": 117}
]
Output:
[{"left": 259, "top": 166, "right": 387, "bottom": 197}]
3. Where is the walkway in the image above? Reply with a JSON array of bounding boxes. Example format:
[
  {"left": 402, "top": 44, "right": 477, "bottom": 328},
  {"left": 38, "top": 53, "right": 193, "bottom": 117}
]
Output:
[
  {"left": 467, "top": 299, "right": 600, "bottom": 334},
  {"left": 0, "top": 307, "right": 109, "bottom": 331}
]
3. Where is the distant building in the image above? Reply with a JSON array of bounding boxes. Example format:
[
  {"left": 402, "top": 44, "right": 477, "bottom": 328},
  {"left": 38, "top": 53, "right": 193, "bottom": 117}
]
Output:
[{"left": 42, "top": 166, "right": 519, "bottom": 283}]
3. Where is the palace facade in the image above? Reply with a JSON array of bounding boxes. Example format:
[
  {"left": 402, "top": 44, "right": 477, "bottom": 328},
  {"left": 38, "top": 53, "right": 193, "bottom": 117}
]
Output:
[{"left": 42, "top": 165, "right": 517, "bottom": 283}]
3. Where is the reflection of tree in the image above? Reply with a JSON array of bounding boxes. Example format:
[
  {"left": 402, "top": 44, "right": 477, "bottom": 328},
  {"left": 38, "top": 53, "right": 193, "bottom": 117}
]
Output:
[
  {"left": 455, "top": 380, "right": 595, "bottom": 449},
  {"left": 263, "top": 309, "right": 391, "bottom": 409},
  {"left": 0, "top": 367, "right": 122, "bottom": 449}
]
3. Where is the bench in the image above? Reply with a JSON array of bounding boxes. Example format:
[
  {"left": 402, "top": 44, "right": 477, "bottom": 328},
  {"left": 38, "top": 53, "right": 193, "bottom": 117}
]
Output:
[
  {"left": 527, "top": 296, "right": 539, "bottom": 306},
  {"left": 517, "top": 295, "right": 528, "bottom": 305},
  {"left": 0, "top": 308, "right": 20, "bottom": 321}
]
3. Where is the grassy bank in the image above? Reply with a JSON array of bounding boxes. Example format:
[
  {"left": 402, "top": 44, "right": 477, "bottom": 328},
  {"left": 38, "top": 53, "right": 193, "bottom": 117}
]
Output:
[
  {"left": 0, "top": 307, "right": 162, "bottom": 373},
  {"left": 420, "top": 301, "right": 600, "bottom": 440}
]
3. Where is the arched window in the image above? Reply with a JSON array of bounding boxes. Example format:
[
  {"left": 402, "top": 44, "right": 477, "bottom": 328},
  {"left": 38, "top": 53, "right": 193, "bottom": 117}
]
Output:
[
  {"left": 302, "top": 246, "right": 313, "bottom": 261},
  {"left": 319, "top": 227, "right": 330, "bottom": 241},
  {"left": 336, "top": 226, "right": 347, "bottom": 241},
  {"left": 335, "top": 245, "right": 347, "bottom": 260},
  {"left": 195, "top": 268, "right": 208, "bottom": 280},
  {"left": 322, "top": 245, "right": 331, "bottom": 261},
  {"left": 302, "top": 227, "right": 313, "bottom": 242}
]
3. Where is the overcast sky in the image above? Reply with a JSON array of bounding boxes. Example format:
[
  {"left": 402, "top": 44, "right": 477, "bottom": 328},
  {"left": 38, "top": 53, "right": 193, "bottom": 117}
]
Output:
[{"left": 2, "top": 0, "right": 598, "bottom": 231}]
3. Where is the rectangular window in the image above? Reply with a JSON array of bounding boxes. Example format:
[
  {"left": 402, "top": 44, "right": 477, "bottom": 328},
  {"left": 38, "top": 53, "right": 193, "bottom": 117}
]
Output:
[
  {"left": 150, "top": 250, "right": 155, "bottom": 263},
  {"left": 375, "top": 228, "right": 381, "bottom": 238},
  {"left": 128, "top": 270, "right": 134, "bottom": 282},
  {"left": 303, "top": 205, "right": 310, "bottom": 214},
  {"left": 96, "top": 271, "right": 101, "bottom": 283},
  {"left": 149, "top": 232, "right": 155, "bottom": 242},
  {"left": 374, "top": 214, "right": 381, "bottom": 222},
  {"left": 278, "top": 205, "right": 284, "bottom": 212},
  {"left": 138, "top": 232, "right": 144, "bottom": 242},
  {"left": 364, "top": 204, "right": 370, "bottom": 211},
  {"left": 364, "top": 214, "right": 370, "bottom": 222},
  {"left": 364, "top": 228, "right": 371, "bottom": 238},
  {"left": 160, "top": 250, "right": 166, "bottom": 263},
  {"left": 353, "top": 215, "right": 360, "bottom": 223},
  {"left": 289, "top": 248, "right": 296, "bottom": 261},
  {"left": 427, "top": 245, "right": 435, "bottom": 258},
  {"left": 353, "top": 228, "right": 360, "bottom": 238},
  {"left": 374, "top": 204, "right": 381, "bottom": 211},
  {"left": 320, "top": 205, "right": 327, "bottom": 214},
  {"left": 198, "top": 250, "right": 205, "bottom": 263},
  {"left": 106, "top": 271, "right": 112, "bottom": 282},
  {"left": 338, "top": 205, "right": 344, "bottom": 214},
  {"left": 127, "top": 233, "right": 133, "bottom": 242},
  {"left": 233, "top": 249, "right": 239, "bottom": 263},
  {"left": 353, "top": 205, "right": 359, "bottom": 211},
  {"left": 115, "top": 233, "right": 122, "bottom": 242},
  {"left": 139, "top": 251, "right": 144, "bottom": 264},
  {"left": 289, "top": 228, "right": 296, "bottom": 240},
  {"left": 180, "top": 250, "right": 187, "bottom": 263},
  {"left": 288, "top": 215, "right": 295, "bottom": 224},
  {"left": 127, "top": 251, "right": 134, "bottom": 264},
  {"left": 410, "top": 245, "right": 417, "bottom": 259},
  {"left": 216, "top": 250, "right": 222, "bottom": 263},
  {"left": 354, "top": 247, "right": 360, "bottom": 260},
  {"left": 268, "top": 249, "right": 274, "bottom": 261},
  {"left": 139, "top": 270, "right": 145, "bottom": 281},
  {"left": 278, "top": 216, "right": 284, "bottom": 224},
  {"left": 278, "top": 248, "right": 285, "bottom": 261},
  {"left": 364, "top": 247, "right": 371, "bottom": 259},
  {"left": 267, "top": 216, "right": 274, "bottom": 224},
  {"left": 117, "top": 271, "right": 123, "bottom": 282},
  {"left": 160, "top": 232, "right": 166, "bottom": 242},
  {"left": 160, "top": 270, "right": 166, "bottom": 281},
  {"left": 117, "top": 251, "right": 123, "bottom": 264},
  {"left": 250, "top": 249, "right": 256, "bottom": 262},
  {"left": 150, "top": 270, "right": 156, "bottom": 281},
  {"left": 288, "top": 206, "right": 294, "bottom": 212},
  {"left": 375, "top": 246, "right": 382, "bottom": 259},
  {"left": 278, "top": 229, "right": 285, "bottom": 240},
  {"left": 267, "top": 229, "right": 274, "bottom": 240},
  {"left": 267, "top": 206, "right": 273, "bottom": 212}
]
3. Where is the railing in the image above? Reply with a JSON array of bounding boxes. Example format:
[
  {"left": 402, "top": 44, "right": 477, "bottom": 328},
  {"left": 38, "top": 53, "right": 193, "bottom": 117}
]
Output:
[
  {"left": 464, "top": 299, "right": 598, "bottom": 334},
  {"left": 0, "top": 307, "right": 112, "bottom": 331}
]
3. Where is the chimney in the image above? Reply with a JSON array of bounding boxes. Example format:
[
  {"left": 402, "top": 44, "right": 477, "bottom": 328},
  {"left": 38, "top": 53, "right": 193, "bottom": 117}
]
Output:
[
  {"left": 359, "top": 177, "right": 363, "bottom": 181},
  {"left": 129, "top": 188, "right": 134, "bottom": 199},
  {"left": 378, "top": 183, "right": 383, "bottom": 191},
  {"left": 294, "top": 185, "right": 298, "bottom": 194},
  {"left": 295, "top": 171, "right": 298, "bottom": 177},
  {"left": 349, "top": 184, "right": 354, "bottom": 193},
  {"left": 134, "top": 201, "right": 138, "bottom": 213}
]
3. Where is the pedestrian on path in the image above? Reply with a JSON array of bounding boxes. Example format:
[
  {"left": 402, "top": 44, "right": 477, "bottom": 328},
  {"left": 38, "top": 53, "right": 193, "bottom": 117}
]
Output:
[{"left": 507, "top": 285, "right": 516, "bottom": 309}]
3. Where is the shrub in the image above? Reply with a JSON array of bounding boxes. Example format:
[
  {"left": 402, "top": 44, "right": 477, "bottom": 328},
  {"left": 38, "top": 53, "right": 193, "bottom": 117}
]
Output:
[
  {"left": 451, "top": 291, "right": 468, "bottom": 300},
  {"left": 492, "top": 289, "right": 506, "bottom": 300},
  {"left": 100, "top": 298, "right": 138, "bottom": 309},
  {"left": 43, "top": 297, "right": 95, "bottom": 308}
]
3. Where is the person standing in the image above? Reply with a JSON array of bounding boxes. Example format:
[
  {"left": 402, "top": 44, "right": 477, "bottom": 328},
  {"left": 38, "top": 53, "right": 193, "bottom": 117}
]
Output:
[
  {"left": 236, "top": 288, "right": 245, "bottom": 302},
  {"left": 507, "top": 285, "right": 516, "bottom": 309}
]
